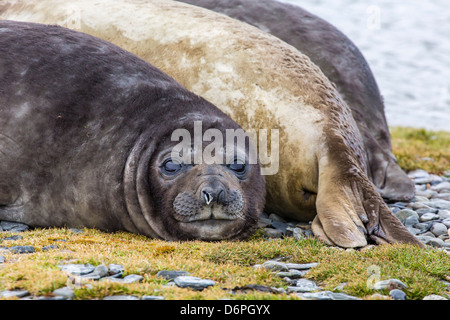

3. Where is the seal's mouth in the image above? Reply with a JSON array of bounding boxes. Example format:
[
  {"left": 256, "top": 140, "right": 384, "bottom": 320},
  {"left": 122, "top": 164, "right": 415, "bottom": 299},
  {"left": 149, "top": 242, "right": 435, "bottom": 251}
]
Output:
[
  {"left": 172, "top": 191, "right": 245, "bottom": 223},
  {"left": 177, "top": 219, "right": 246, "bottom": 240}
]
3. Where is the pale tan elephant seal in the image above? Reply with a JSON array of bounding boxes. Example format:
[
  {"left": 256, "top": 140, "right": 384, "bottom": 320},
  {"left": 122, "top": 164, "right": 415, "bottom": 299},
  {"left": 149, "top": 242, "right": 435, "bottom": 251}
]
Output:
[{"left": 0, "top": 0, "right": 422, "bottom": 247}]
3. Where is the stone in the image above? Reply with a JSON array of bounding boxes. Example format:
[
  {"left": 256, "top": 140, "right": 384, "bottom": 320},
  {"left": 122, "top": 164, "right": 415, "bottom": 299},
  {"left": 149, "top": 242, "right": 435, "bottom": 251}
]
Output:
[
  {"left": 292, "top": 279, "right": 320, "bottom": 292},
  {"left": 2, "top": 235, "right": 23, "bottom": 241},
  {"left": 141, "top": 295, "right": 165, "bottom": 300},
  {"left": 108, "top": 264, "right": 124, "bottom": 276},
  {"left": 157, "top": 270, "right": 190, "bottom": 280},
  {"left": 0, "top": 221, "right": 29, "bottom": 232},
  {"left": 297, "top": 290, "right": 360, "bottom": 300},
  {"left": 53, "top": 287, "right": 75, "bottom": 299},
  {"left": 430, "top": 223, "right": 448, "bottom": 237},
  {"left": 59, "top": 263, "right": 95, "bottom": 275},
  {"left": 268, "top": 213, "right": 286, "bottom": 223},
  {"left": 404, "top": 215, "right": 420, "bottom": 227},
  {"left": 285, "top": 262, "right": 319, "bottom": 270},
  {"left": 389, "top": 289, "right": 406, "bottom": 300},
  {"left": 42, "top": 245, "right": 59, "bottom": 251},
  {"left": 422, "top": 294, "right": 448, "bottom": 300},
  {"left": 276, "top": 269, "right": 309, "bottom": 279},
  {"left": 271, "top": 220, "right": 288, "bottom": 234},
  {"left": 69, "top": 228, "right": 84, "bottom": 234},
  {"left": 438, "top": 210, "right": 450, "bottom": 219},
  {"left": 262, "top": 228, "right": 283, "bottom": 239},
  {"left": 0, "top": 256, "right": 4, "bottom": 263},
  {"left": 408, "top": 169, "right": 429, "bottom": 179},
  {"left": 424, "top": 200, "right": 450, "bottom": 210},
  {"left": 81, "top": 264, "right": 109, "bottom": 280},
  {"left": 373, "top": 279, "right": 408, "bottom": 290},
  {"left": 0, "top": 290, "right": 30, "bottom": 298},
  {"left": 261, "top": 260, "right": 289, "bottom": 271},
  {"left": 8, "top": 246, "right": 35, "bottom": 254},
  {"left": 419, "top": 213, "right": 440, "bottom": 222},
  {"left": 257, "top": 217, "right": 272, "bottom": 228},
  {"left": 435, "top": 193, "right": 450, "bottom": 201},
  {"left": 443, "top": 218, "right": 450, "bottom": 228},
  {"left": 103, "top": 295, "right": 140, "bottom": 300},
  {"left": 431, "top": 181, "right": 450, "bottom": 192},
  {"left": 394, "top": 209, "right": 419, "bottom": 225},
  {"left": 173, "top": 276, "right": 215, "bottom": 291}
]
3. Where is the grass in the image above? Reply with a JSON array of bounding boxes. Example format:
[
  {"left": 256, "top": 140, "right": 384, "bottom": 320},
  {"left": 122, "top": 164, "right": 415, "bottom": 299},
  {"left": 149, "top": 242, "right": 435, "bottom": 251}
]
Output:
[
  {"left": 390, "top": 126, "right": 450, "bottom": 174},
  {"left": 0, "top": 127, "right": 449, "bottom": 300}
]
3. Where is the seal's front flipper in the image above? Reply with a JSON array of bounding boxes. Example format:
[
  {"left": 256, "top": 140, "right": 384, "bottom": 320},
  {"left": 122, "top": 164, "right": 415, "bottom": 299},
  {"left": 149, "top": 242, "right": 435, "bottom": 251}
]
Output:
[{"left": 313, "top": 158, "right": 368, "bottom": 248}]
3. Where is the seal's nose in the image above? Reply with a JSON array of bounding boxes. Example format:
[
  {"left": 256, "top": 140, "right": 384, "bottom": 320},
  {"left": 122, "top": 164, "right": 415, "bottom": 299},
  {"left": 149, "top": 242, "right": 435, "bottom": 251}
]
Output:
[{"left": 201, "top": 185, "right": 226, "bottom": 206}]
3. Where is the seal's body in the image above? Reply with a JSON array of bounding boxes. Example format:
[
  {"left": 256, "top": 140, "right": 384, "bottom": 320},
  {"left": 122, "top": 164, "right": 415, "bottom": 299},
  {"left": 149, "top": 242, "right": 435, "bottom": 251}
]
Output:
[
  {"left": 0, "top": 0, "right": 421, "bottom": 247},
  {"left": 0, "top": 21, "right": 265, "bottom": 241},
  {"left": 178, "top": 0, "right": 414, "bottom": 202}
]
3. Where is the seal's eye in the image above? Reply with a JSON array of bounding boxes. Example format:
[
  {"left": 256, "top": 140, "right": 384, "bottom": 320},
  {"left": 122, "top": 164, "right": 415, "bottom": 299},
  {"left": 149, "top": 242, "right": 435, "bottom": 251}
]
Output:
[
  {"left": 227, "top": 159, "right": 247, "bottom": 175},
  {"left": 161, "top": 159, "right": 182, "bottom": 175}
]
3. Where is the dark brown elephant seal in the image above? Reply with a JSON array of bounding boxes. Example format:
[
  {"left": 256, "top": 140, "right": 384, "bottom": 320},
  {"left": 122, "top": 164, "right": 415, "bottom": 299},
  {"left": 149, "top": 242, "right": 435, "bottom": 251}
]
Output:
[
  {"left": 177, "top": 0, "right": 414, "bottom": 202},
  {"left": 0, "top": 0, "right": 422, "bottom": 248},
  {"left": 0, "top": 21, "right": 265, "bottom": 241}
]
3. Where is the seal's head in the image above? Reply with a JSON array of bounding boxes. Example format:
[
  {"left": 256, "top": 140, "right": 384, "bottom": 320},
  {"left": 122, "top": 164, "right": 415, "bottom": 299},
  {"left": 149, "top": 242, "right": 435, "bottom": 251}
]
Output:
[{"left": 148, "top": 115, "right": 265, "bottom": 240}]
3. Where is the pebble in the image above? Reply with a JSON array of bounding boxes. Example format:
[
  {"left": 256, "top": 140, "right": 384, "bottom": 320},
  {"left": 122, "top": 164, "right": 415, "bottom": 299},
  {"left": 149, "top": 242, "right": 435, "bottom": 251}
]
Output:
[
  {"left": 173, "top": 276, "right": 215, "bottom": 291},
  {"left": 373, "top": 279, "right": 408, "bottom": 290},
  {"left": 59, "top": 263, "right": 96, "bottom": 275},
  {"left": 103, "top": 295, "right": 140, "bottom": 300},
  {"left": 0, "top": 221, "right": 29, "bottom": 233},
  {"left": 0, "top": 290, "right": 30, "bottom": 298},
  {"left": 389, "top": 289, "right": 407, "bottom": 300},
  {"left": 53, "top": 287, "right": 75, "bottom": 299},
  {"left": 422, "top": 294, "right": 448, "bottom": 300},
  {"left": 419, "top": 213, "right": 439, "bottom": 222},
  {"left": 8, "top": 246, "right": 35, "bottom": 254},
  {"left": 288, "top": 279, "right": 320, "bottom": 292},
  {"left": 261, "top": 260, "right": 289, "bottom": 272},
  {"left": 298, "top": 291, "right": 361, "bottom": 300},
  {"left": 0, "top": 256, "right": 5, "bottom": 263},
  {"left": 157, "top": 270, "right": 190, "bottom": 280},
  {"left": 276, "top": 269, "right": 309, "bottom": 279},
  {"left": 103, "top": 274, "right": 143, "bottom": 284},
  {"left": 430, "top": 223, "right": 448, "bottom": 237}
]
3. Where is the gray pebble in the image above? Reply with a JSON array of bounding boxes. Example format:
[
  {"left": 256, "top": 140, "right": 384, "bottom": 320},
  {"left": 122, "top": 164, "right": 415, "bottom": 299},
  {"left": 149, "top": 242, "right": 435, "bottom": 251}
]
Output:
[
  {"left": 174, "top": 276, "right": 215, "bottom": 291},
  {"left": 0, "top": 256, "right": 5, "bottom": 263},
  {"left": 373, "top": 279, "right": 408, "bottom": 290},
  {"left": 423, "top": 200, "right": 450, "bottom": 210},
  {"left": 156, "top": 270, "right": 190, "bottom": 280},
  {"left": 0, "top": 290, "right": 30, "bottom": 298},
  {"left": 141, "top": 295, "right": 165, "bottom": 300},
  {"left": 422, "top": 294, "right": 448, "bottom": 300},
  {"left": 431, "top": 181, "right": 450, "bottom": 192},
  {"left": 268, "top": 213, "right": 286, "bottom": 223},
  {"left": 69, "top": 228, "right": 84, "bottom": 234},
  {"left": 108, "top": 264, "right": 124, "bottom": 276},
  {"left": 59, "top": 263, "right": 95, "bottom": 275},
  {"left": 285, "top": 262, "right": 319, "bottom": 270},
  {"left": 262, "top": 228, "right": 283, "bottom": 239},
  {"left": 103, "top": 295, "right": 140, "bottom": 300},
  {"left": 42, "top": 245, "right": 59, "bottom": 251},
  {"left": 442, "top": 218, "right": 450, "bottom": 228},
  {"left": 300, "top": 291, "right": 361, "bottom": 300},
  {"left": 9, "top": 246, "right": 35, "bottom": 254},
  {"left": 81, "top": 264, "right": 109, "bottom": 280},
  {"left": 435, "top": 193, "right": 450, "bottom": 201},
  {"left": 394, "top": 209, "right": 419, "bottom": 225},
  {"left": 0, "top": 221, "right": 29, "bottom": 233},
  {"left": 438, "top": 210, "right": 450, "bottom": 219},
  {"left": 53, "top": 287, "right": 75, "bottom": 299},
  {"left": 2, "top": 235, "right": 23, "bottom": 241},
  {"left": 390, "top": 289, "right": 407, "bottom": 300},
  {"left": 261, "top": 260, "right": 289, "bottom": 271},
  {"left": 430, "top": 223, "right": 448, "bottom": 237},
  {"left": 420, "top": 213, "right": 440, "bottom": 222},
  {"left": 288, "top": 279, "right": 320, "bottom": 293},
  {"left": 408, "top": 169, "right": 429, "bottom": 179},
  {"left": 276, "top": 269, "right": 309, "bottom": 279}
]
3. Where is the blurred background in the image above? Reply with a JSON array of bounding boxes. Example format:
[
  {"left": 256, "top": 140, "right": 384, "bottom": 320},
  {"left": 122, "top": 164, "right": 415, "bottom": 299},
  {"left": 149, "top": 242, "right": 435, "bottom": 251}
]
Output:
[{"left": 281, "top": 0, "right": 450, "bottom": 132}]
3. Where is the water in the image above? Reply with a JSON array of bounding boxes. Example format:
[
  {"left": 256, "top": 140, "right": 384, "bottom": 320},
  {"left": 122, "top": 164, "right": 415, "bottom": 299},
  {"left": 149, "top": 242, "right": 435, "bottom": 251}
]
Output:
[{"left": 281, "top": 0, "right": 450, "bottom": 132}]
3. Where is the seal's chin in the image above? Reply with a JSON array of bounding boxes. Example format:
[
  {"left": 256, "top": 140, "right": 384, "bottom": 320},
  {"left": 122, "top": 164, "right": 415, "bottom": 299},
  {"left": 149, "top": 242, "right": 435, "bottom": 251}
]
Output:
[{"left": 177, "top": 219, "right": 245, "bottom": 240}]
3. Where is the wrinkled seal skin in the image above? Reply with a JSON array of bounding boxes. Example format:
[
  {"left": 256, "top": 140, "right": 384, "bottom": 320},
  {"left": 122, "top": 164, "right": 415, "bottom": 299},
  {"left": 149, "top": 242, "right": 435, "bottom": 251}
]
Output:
[
  {"left": 178, "top": 0, "right": 414, "bottom": 202},
  {"left": 0, "top": 0, "right": 422, "bottom": 247},
  {"left": 0, "top": 21, "right": 265, "bottom": 241}
]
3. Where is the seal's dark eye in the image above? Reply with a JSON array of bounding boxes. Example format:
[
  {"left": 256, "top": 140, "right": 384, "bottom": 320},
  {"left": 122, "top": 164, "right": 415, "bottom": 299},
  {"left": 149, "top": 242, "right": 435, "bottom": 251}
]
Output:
[
  {"left": 227, "top": 159, "right": 247, "bottom": 175},
  {"left": 161, "top": 159, "right": 182, "bottom": 175}
]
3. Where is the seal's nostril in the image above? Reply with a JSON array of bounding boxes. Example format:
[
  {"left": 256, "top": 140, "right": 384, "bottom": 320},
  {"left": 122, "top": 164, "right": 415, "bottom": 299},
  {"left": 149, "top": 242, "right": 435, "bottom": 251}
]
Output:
[{"left": 202, "top": 190, "right": 213, "bottom": 205}]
